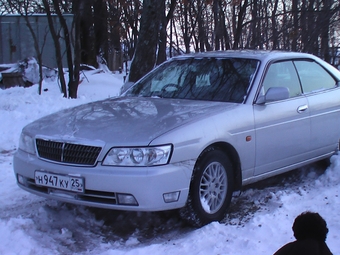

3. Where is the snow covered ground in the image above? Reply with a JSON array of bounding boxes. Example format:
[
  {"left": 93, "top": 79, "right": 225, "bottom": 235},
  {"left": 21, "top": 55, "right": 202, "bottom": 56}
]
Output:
[{"left": 0, "top": 69, "right": 339, "bottom": 255}]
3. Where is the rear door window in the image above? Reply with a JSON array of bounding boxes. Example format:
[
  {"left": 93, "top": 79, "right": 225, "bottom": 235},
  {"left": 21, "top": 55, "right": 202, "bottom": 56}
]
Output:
[{"left": 293, "top": 60, "right": 337, "bottom": 93}]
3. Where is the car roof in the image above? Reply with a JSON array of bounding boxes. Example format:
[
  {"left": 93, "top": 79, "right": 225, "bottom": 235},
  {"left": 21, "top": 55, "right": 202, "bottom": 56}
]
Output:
[{"left": 172, "top": 50, "right": 317, "bottom": 62}]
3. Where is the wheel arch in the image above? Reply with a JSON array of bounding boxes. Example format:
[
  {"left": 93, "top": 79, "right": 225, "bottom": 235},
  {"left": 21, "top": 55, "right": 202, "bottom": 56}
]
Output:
[{"left": 198, "top": 142, "right": 242, "bottom": 191}]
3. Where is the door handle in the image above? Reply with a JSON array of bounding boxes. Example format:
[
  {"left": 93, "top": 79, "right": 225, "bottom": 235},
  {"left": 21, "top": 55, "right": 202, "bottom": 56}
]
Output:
[{"left": 297, "top": 105, "right": 308, "bottom": 113}]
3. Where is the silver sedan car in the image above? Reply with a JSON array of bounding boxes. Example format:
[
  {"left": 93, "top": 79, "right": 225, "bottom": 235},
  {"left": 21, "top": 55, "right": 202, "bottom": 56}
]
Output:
[{"left": 13, "top": 51, "right": 340, "bottom": 226}]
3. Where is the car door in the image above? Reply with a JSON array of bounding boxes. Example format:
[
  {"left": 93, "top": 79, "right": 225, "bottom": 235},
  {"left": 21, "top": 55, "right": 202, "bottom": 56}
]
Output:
[
  {"left": 294, "top": 59, "right": 340, "bottom": 158},
  {"left": 253, "top": 60, "right": 311, "bottom": 176}
]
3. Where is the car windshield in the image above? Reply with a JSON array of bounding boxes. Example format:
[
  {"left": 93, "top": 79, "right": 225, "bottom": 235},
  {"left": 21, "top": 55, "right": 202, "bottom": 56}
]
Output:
[{"left": 125, "top": 57, "right": 259, "bottom": 103}]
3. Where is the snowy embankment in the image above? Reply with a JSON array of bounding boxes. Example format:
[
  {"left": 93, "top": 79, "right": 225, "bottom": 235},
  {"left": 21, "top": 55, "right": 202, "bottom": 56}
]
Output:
[{"left": 0, "top": 70, "right": 339, "bottom": 255}]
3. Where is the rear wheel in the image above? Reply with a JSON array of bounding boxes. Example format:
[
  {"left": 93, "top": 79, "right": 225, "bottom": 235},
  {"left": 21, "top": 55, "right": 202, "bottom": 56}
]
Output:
[{"left": 180, "top": 148, "right": 234, "bottom": 227}]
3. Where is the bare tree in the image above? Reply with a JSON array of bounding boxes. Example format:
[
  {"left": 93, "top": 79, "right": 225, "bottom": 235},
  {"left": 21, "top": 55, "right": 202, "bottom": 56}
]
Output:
[
  {"left": 41, "top": 0, "right": 81, "bottom": 98},
  {"left": 213, "top": 0, "right": 230, "bottom": 50},
  {"left": 156, "top": 0, "right": 176, "bottom": 65},
  {"left": 42, "top": 0, "right": 68, "bottom": 97},
  {"left": 121, "top": 0, "right": 142, "bottom": 60},
  {"left": 54, "top": 0, "right": 81, "bottom": 98},
  {"left": 2, "top": 0, "right": 340, "bottom": 82}
]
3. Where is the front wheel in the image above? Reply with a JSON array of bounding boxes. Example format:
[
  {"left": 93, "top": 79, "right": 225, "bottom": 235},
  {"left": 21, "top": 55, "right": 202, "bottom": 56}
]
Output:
[{"left": 180, "top": 148, "right": 234, "bottom": 227}]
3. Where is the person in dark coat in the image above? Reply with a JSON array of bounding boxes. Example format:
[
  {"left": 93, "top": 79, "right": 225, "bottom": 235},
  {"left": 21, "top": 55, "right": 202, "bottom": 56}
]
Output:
[{"left": 274, "top": 211, "right": 333, "bottom": 255}]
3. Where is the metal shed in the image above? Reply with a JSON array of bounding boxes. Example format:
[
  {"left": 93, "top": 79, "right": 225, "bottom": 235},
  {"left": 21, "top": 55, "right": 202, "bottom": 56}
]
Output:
[{"left": 0, "top": 14, "right": 73, "bottom": 68}]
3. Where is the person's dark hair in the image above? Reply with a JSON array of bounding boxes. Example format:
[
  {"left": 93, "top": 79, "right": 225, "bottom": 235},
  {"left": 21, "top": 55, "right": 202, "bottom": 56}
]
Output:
[{"left": 292, "top": 211, "right": 329, "bottom": 242}]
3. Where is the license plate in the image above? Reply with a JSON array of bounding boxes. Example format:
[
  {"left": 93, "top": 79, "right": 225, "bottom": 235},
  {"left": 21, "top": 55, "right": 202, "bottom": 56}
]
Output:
[{"left": 34, "top": 171, "right": 84, "bottom": 193}]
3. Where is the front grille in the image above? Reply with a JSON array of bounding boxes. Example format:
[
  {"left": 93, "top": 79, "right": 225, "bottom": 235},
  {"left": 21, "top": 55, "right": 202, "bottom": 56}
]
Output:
[{"left": 36, "top": 139, "right": 102, "bottom": 166}]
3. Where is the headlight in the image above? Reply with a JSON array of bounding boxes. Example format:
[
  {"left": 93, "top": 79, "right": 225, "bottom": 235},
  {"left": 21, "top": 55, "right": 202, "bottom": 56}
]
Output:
[
  {"left": 18, "top": 133, "right": 36, "bottom": 154},
  {"left": 102, "top": 145, "right": 172, "bottom": 166}
]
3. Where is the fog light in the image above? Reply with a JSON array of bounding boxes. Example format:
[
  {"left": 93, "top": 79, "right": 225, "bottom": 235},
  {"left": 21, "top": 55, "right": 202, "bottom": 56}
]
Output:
[
  {"left": 117, "top": 194, "right": 138, "bottom": 205},
  {"left": 163, "top": 191, "right": 180, "bottom": 203},
  {"left": 17, "top": 174, "right": 25, "bottom": 185}
]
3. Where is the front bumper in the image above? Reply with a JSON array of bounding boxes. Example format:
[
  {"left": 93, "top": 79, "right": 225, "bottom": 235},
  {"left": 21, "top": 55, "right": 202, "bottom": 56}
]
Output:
[{"left": 13, "top": 149, "right": 194, "bottom": 211}]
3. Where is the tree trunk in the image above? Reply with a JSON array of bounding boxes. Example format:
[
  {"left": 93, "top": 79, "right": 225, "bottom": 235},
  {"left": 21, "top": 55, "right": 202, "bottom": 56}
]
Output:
[
  {"left": 250, "top": 0, "right": 258, "bottom": 49},
  {"left": 128, "top": 0, "right": 162, "bottom": 82},
  {"left": 42, "top": 0, "right": 67, "bottom": 98},
  {"left": 70, "top": 0, "right": 81, "bottom": 99},
  {"left": 271, "top": 0, "right": 279, "bottom": 49},
  {"left": 157, "top": 0, "right": 176, "bottom": 65},
  {"left": 53, "top": 0, "right": 78, "bottom": 98},
  {"left": 79, "top": 1, "right": 95, "bottom": 66},
  {"left": 232, "top": 0, "right": 248, "bottom": 49},
  {"left": 93, "top": 0, "right": 109, "bottom": 61},
  {"left": 156, "top": 0, "right": 167, "bottom": 65},
  {"left": 320, "top": 0, "right": 331, "bottom": 62}
]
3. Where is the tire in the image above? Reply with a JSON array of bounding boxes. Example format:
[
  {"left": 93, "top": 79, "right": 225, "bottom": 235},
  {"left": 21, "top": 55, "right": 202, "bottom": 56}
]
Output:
[{"left": 180, "top": 148, "right": 234, "bottom": 227}]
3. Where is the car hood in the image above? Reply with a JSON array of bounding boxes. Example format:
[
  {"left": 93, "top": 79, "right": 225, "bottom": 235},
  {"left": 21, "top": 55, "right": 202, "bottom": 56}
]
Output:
[{"left": 24, "top": 97, "right": 238, "bottom": 146}]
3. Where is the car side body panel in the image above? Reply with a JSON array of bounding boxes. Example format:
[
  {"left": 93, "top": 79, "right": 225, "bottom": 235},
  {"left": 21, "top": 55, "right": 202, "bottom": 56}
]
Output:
[
  {"left": 253, "top": 96, "right": 311, "bottom": 176},
  {"left": 151, "top": 103, "right": 256, "bottom": 178},
  {"left": 306, "top": 88, "right": 340, "bottom": 157}
]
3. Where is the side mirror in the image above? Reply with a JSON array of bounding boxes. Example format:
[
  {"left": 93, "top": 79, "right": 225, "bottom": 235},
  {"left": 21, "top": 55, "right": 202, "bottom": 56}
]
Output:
[{"left": 256, "top": 87, "right": 290, "bottom": 104}]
